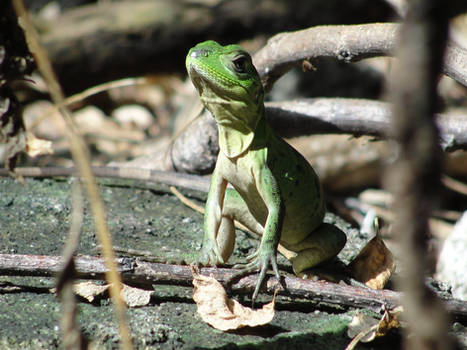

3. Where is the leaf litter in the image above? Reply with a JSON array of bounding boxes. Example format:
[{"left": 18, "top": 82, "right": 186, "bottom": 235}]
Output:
[{"left": 191, "top": 268, "right": 275, "bottom": 331}]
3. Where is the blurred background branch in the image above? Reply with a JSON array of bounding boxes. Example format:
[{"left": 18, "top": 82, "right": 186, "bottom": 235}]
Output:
[{"left": 386, "top": 0, "right": 467, "bottom": 349}]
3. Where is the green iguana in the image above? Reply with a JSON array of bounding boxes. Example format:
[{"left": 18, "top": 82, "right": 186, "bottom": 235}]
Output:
[{"left": 186, "top": 40, "right": 347, "bottom": 302}]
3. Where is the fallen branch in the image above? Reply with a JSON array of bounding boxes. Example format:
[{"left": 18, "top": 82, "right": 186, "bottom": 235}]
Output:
[
  {"left": 265, "top": 98, "right": 467, "bottom": 151},
  {"left": 169, "top": 98, "right": 467, "bottom": 176},
  {"left": 1, "top": 253, "right": 466, "bottom": 321},
  {"left": 253, "top": 23, "right": 467, "bottom": 90},
  {"left": 0, "top": 166, "right": 211, "bottom": 192}
]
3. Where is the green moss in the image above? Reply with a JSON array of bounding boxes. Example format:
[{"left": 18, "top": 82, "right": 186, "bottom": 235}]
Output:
[{"left": 0, "top": 177, "right": 401, "bottom": 349}]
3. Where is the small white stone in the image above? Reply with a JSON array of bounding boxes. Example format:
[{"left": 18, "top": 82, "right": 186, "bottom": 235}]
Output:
[
  {"left": 112, "top": 105, "right": 154, "bottom": 129},
  {"left": 23, "top": 100, "right": 65, "bottom": 140},
  {"left": 436, "top": 211, "right": 467, "bottom": 300},
  {"left": 74, "top": 105, "right": 107, "bottom": 127}
]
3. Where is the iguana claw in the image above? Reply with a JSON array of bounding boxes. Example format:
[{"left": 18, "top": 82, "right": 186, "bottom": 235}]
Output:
[
  {"left": 197, "top": 238, "right": 224, "bottom": 266},
  {"left": 232, "top": 245, "right": 281, "bottom": 305}
]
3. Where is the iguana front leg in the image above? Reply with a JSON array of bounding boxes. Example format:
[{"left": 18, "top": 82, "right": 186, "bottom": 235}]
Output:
[
  {"left": 198, "top": 165, "right": 229, "bottom": 265},
  {"left": 234, "top": 165, "right": 284, "bottom": 301}
]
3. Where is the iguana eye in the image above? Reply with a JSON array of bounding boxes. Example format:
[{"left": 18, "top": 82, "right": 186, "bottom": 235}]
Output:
[{"left": 232, "top": 55, "right": 248, "bottom": 74}]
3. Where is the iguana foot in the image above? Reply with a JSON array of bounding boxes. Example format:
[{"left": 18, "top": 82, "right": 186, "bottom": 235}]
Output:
[
  {"left": 232, "top": 245, "right": 281, "bottom": 305},
  {"left": 197, "top": 238, "right": 224, "bottom": 266}
]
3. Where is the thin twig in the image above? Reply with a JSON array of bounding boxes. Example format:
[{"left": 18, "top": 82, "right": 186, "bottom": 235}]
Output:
[
  {"left": 57, "top": 181, "right": 88, "bottom": 350},
  {"left": 345, "top": 324, "right": 380, "bottom": 350},
  {"left": 169, "top": 186, "right": 205, "bottom": 213},
  {"left": 11, "top": 1, "right": 132, "bottom": 349},
  {"left": 29, "top": 77, "right": 151, "bottom": 129},
  {"left": 442, "top": 175, "right": 467, "bottom": 196}
]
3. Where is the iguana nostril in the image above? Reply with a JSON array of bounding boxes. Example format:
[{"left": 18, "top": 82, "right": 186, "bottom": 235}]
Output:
[{"left": 190, "top": 49, "right": 211, "bottom": 58}]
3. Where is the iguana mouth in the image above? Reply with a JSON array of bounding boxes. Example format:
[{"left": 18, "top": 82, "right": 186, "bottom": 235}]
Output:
[{"left": 188, "top": 61, "right": 236, "bottom": 91}]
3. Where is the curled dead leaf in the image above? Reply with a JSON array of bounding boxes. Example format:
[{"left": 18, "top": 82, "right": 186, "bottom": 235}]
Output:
[
  {"left": 73, "top": 281, "right": 108, "bottom": 302},
  {"left": 26, "top": 132, "right": 53, "bottom": 157},
  {"left": 120, "top": 284, "right": 152, "bottom": 307},
  {"left": 348, "top": 234, "right": 395, "bottom": 289},
  {"left": 73, "top": 281, "right": 152, "bottom": 307},
  {"left": 346, "top": 306, "right": 403, "bottom": 350},
  {"left": 375, "top": 306, "right": 403, "bottom": 337},
  {"left": 347, "top": 311, "right": 380, "bottom": 343},
  {"left": 191, "top": 268, "right": 275, "bottom": 331}
]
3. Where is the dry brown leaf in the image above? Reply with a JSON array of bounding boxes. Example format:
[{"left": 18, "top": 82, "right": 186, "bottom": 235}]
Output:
[
  {"left": 73, "top": 281, "right": 108, "bottom": 302},
  {"left": 192, "top": 268, "right": 275, "bottom": 331},
  {"left": 346, "top": 311, "right": 380, "bottom": 343},
  {"left": 73, "top": 281, "right": 152, "bottom": 307},
  {"left": 25, "top": 132, "right": 53, "bottom": 157},
  {"left": 120, "top": 284, "right": 152, "bottom": 307},
  {"left": 375, "top": 306, "right": 403, "bottom": 337},
  {"left": 346, "top": 307, "right": 403, "bottom": 349},
  {"left": 348, "top": 235, "right": 395, "bottom": 289}
]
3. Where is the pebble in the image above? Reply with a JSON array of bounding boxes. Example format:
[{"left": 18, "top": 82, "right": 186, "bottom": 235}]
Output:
[
  {"left": 112, "top": 104, "right": 154, "bottom": 129},
  {"left": 436, "top": 211, "right": 467, "bottom": 300}
]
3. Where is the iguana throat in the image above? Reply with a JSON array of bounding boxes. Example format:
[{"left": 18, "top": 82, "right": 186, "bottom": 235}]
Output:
[
  {"left": 186, "top": 40, "right": 264, "bottom": 158},
  {"left": 201, "top": 91, "right": 263, "bottom": 158}
]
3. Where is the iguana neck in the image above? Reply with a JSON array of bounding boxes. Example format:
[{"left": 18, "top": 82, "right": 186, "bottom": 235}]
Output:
[{"left": 206, "top": 96, "right": 264, "bottom": 159}]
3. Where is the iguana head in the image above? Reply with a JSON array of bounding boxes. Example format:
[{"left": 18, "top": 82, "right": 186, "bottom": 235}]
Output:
[{"left": 186, "top": 40, "right": 264, "bottom": 158}]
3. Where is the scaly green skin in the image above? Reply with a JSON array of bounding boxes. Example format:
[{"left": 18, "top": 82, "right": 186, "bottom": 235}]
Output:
[{"left": 186, "top": 41, "right": 346, "bottom": 302}]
